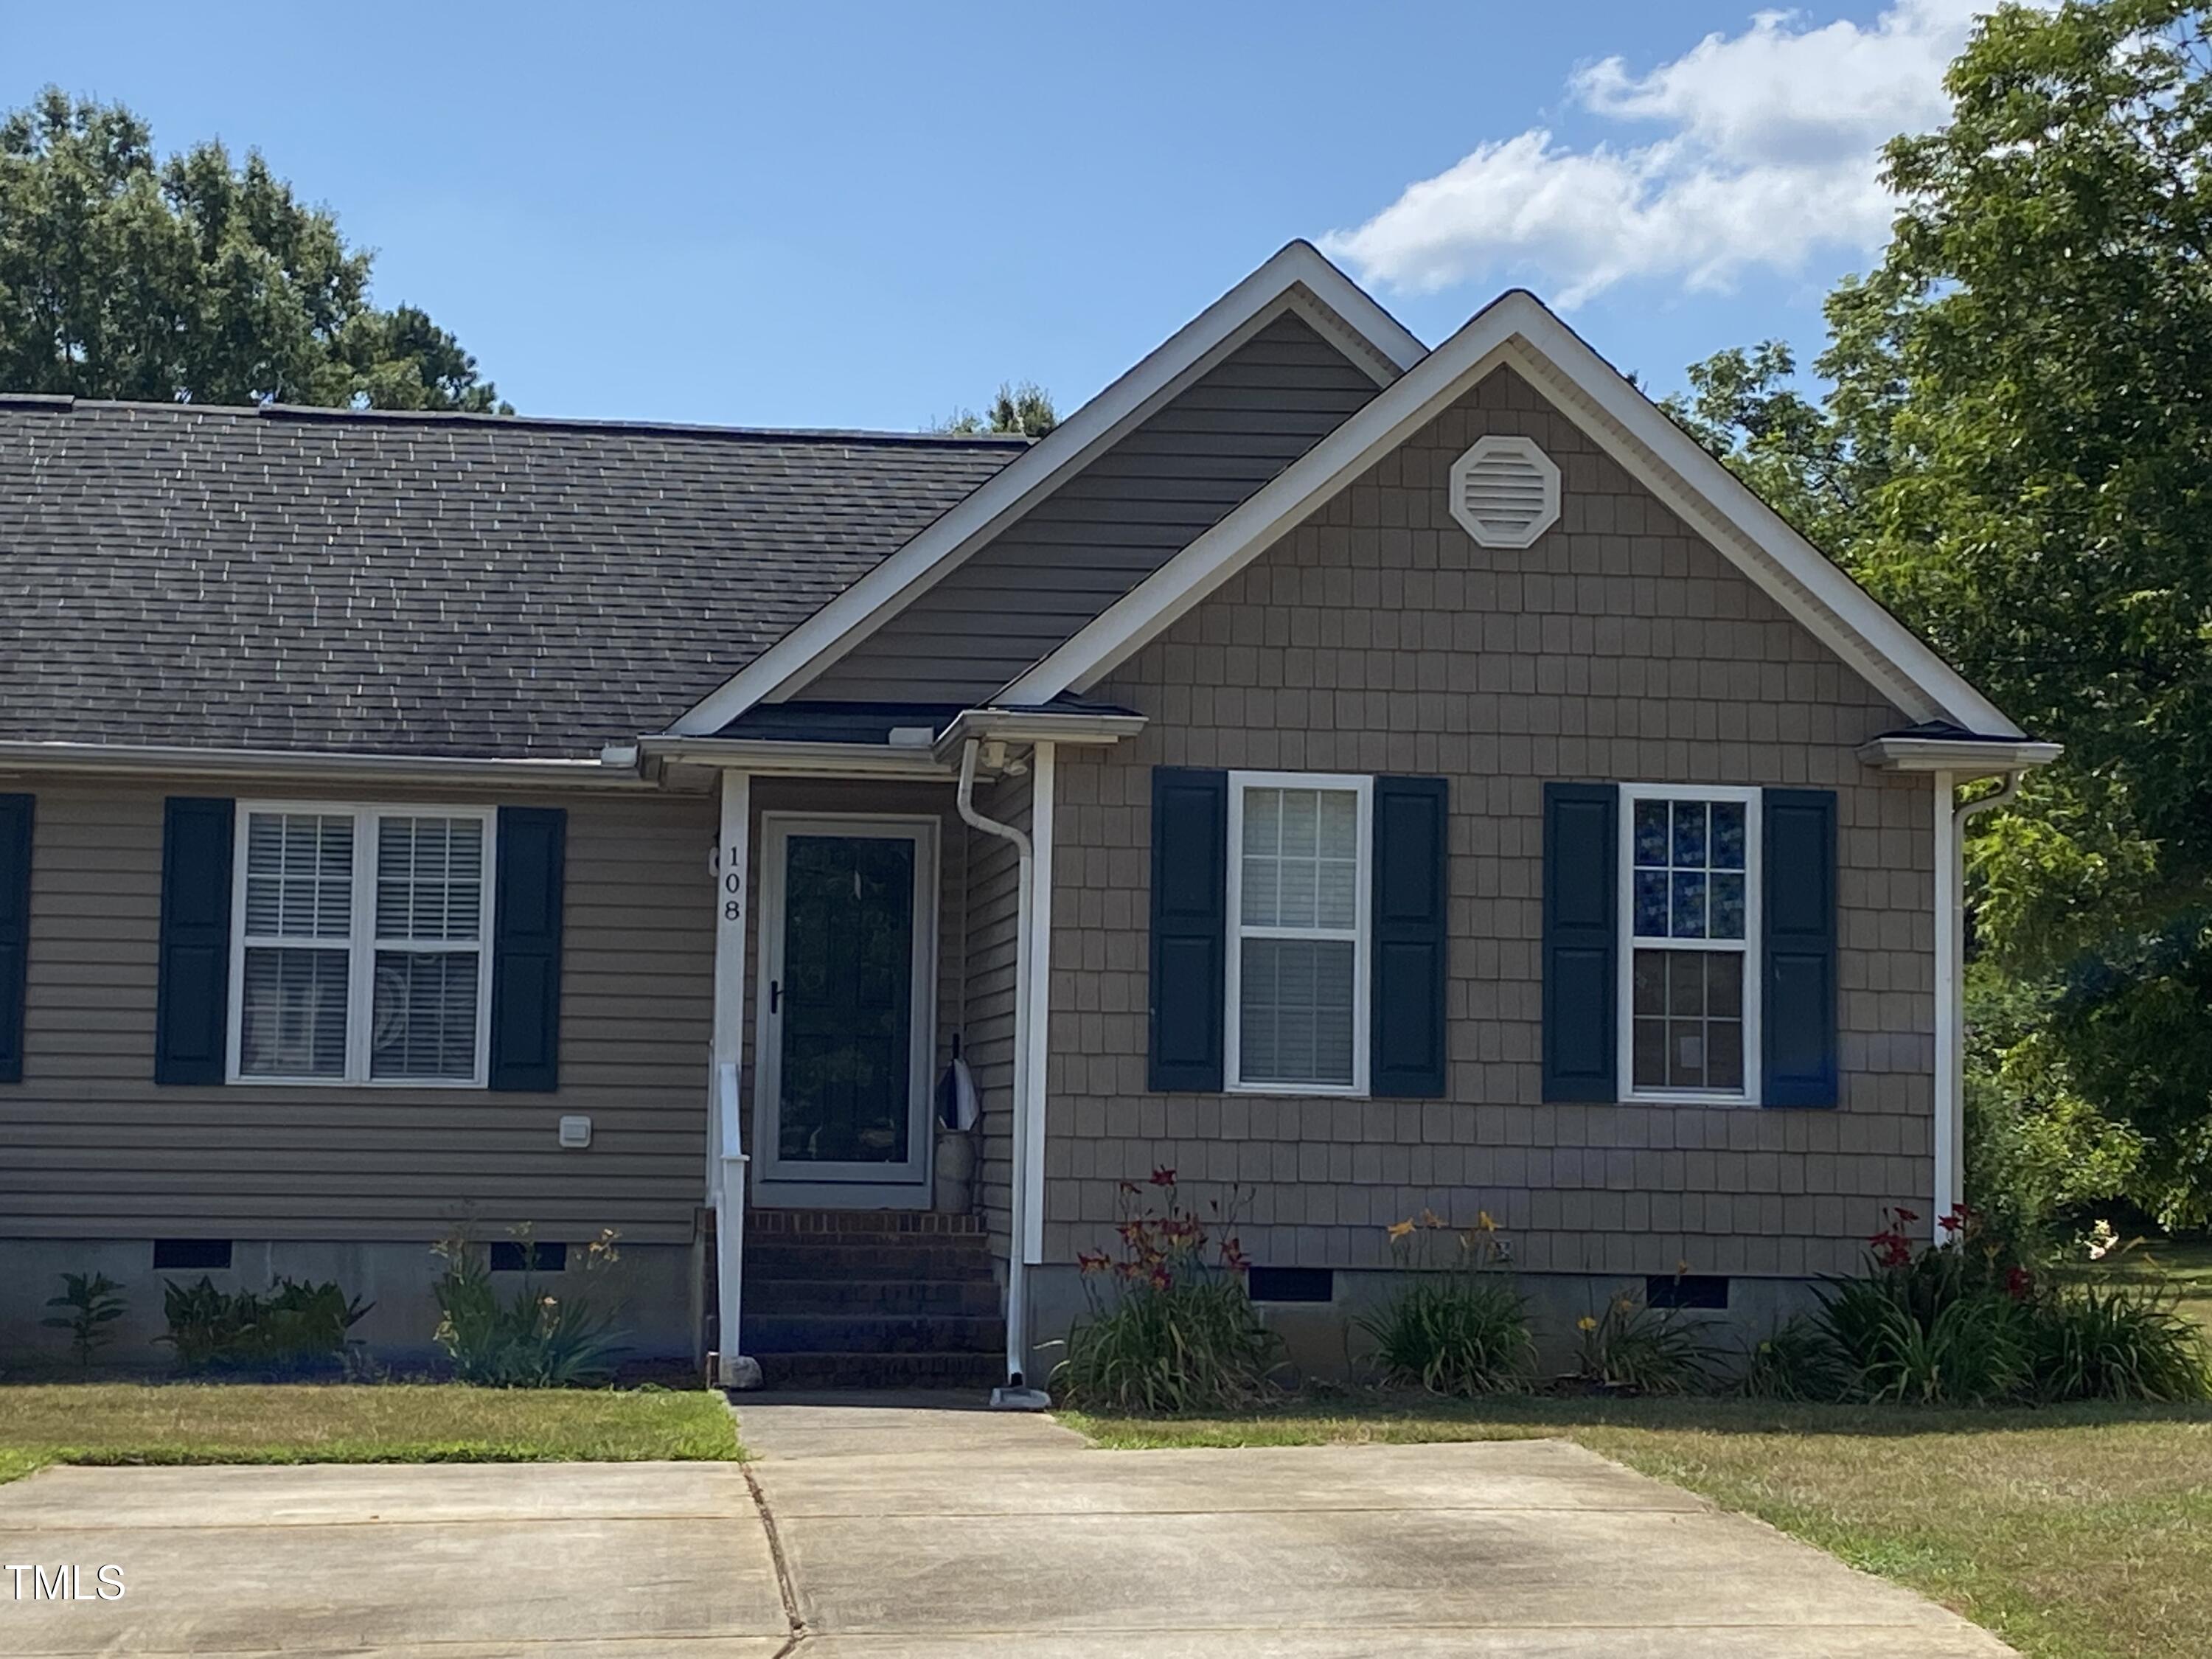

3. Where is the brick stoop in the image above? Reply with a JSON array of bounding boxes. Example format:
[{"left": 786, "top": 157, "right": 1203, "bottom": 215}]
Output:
[{"left": 740, "top": 1208, "right": 1006, "bottom": 1391}]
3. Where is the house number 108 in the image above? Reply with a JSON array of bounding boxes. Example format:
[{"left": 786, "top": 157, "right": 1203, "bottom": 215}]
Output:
[{"left": 723, "top": 855, "right": 743, "bottom": 924}]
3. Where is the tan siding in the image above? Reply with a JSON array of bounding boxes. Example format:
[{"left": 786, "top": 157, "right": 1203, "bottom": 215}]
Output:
[
  {"left": 809, "top": 313, "right": 1381, "bottom": 701},
  {"left": 962, "top": 771, "right": 1029, "bottom": 1257},
  {"left": 1046, "top": 365, "right": 1935, "bottom": 1281},
  {"left": 4, "top": 780, "right": 717, "bottom": 1244}
]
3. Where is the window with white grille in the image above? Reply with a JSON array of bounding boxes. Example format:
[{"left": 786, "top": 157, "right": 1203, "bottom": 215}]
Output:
[
  {"left": 232, "top": 804, "right": 495, "bottom": 1085},
  {"left": 1226, "top": 773, "right": 1371, "bottom": 1093},
  {"left": 1448, "top": 434, "right": 1560, "bottom": 549}
]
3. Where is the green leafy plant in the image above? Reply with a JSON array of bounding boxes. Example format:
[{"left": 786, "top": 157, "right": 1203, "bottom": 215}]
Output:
[
  {"left": 2022, "top": 1279, "right": 2212, "bottom": 1403},
  {"left": 1573, "top": 1279, "right": 1729, "bottom": 1396},
  {"left": 41, "top": 1272, "right": 126, "bottom": 1368},
  {"left": 431, "top": 1227, "right": 627, "bottom": 1388},
  {"left": 1051, "top": 1172, "right": 1281, "bottom": 1413},
  {"left": 159, "top": 1276, "right": 370, "bottom": 1374},
  {"left": 1357, "top": 1209, "right": 1531, "bottom": 1395},
  {"left": 1739, "top": 1314, "right": 1848, "bottom": 1402}
]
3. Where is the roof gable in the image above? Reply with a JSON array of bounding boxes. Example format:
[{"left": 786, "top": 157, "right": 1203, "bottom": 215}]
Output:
[
  {"left": 665, "top": 241, "right": 1425, "bottom": 734},
  {"left": 999, "top": 291, "right": 2021, "bottom": 737}
]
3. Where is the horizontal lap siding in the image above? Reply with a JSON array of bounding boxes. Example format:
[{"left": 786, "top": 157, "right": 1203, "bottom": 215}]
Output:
[
  {"left": 1044, "top": 366, "right": 1934, "bottom": 1281},
  {"left": 963, "top": 771, "right": 1029, "bottom": 1258},
  {"left": 810, "top": 313, "right": 1381, "bottom": 701},
  {"left": 4, "top": 781, "right": 716, "bottom": 1244}
]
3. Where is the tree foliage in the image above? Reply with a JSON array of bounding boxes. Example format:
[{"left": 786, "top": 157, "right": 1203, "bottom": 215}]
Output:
[
  {"left": 0, "top": 89, "right": 504, "bottom": 410},
  {"left": 1679, "top": 0, "right": 2212, "bottom": 1228},
  {"left": 936, "top": 379, "right": 1058, "bottom": 438}
]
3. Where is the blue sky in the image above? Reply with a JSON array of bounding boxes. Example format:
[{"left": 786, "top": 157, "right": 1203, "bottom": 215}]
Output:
[{"left": 7, "top": 1, "right": 1979, "bottom": 428}]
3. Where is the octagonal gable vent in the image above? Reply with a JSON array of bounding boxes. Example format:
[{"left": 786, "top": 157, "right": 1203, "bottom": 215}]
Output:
[{"left": 1449, "top": 435, "right": 1560, "bottom": 549}]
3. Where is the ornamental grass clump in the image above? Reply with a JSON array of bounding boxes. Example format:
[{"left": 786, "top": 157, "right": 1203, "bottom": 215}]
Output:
[
  {"left": 1357, "top": 1210, "right": 1533, "bottom": 1396},
  {"left": 431, "top": 1226, "right": 627, "bottom": 1388},
  {"left": 1572, "top": 1273, "right": 1730, "bottom": 1396},
  {"left": 1804, "top": 1205, "right": 2212, "bottom": 1405},
  {"left": 1051, "top": 1170, "right": 1283, "bottom": 1413}
]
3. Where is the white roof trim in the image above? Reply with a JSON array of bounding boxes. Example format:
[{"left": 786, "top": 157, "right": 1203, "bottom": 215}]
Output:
[
  {"left": 666, "top": 242, "right": 1426, "bottom": 736},
  {"left": 0, "top": 740, "right": 652, "bottom": 789},
  {"left": 1856, "top": 735, "right": 2062, "bottom": 774},
  {"left": 998, "top": 291, "right": 2023, "bottom": 739}
]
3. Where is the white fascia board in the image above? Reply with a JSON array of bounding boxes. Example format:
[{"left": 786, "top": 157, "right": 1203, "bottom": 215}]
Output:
[
  {"left": 1856, "top": 736, "right": 2063, "bottom": 774},
  {"left": 637, "top": 737, "right": 956, "bottom": 779},
  {"left": 931, "top": 708, "right": 1147, "bottom": 762},
  {"left": 1000, "top": 291, "right": 2026, "bottom": 740},
  {"left": 0, "top": 740, "right": 652, "bottom": 790},
  {"left": 665, "top": 243, "right": 1427, "bottom": 737}
]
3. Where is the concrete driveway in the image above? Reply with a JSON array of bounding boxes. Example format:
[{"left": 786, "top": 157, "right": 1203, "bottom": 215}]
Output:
[{"left": 0, "top": 1394, "right": 2014, "bottom": 1658}]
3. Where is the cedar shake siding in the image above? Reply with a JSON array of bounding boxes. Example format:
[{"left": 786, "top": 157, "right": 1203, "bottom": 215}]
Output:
[
  {"left": 807, "top": 312, "right": 1384, "bottom": 702},
  {"left": 4, "top": 780, "right": 717, "bottom": 1244},
  {"left": 1045, "top": 366, "right": 1935, "bottom": 1282}
]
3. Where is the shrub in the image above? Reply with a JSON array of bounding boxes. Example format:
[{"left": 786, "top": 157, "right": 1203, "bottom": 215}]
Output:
[
  {"left": 1357, "top": 1210, "right": 1531, "bottom": 1396},
  {"left": 431, "top": 1228, "right": 626, "bottom": 1387},
  {"left": 42, "top": 1272, "right": 126, "bottom": 1368},
  {"left": 160, "top": 1276, "right": 370, "bottom": 1374},
  {"left": 1807, "top": 1204, "right": 2212, "bottom": 1405},
  {"left": 1573, "top": 1284, "right": 1729, "bottom": 1396},
  {"left": 1051, "top": 1171, "right": 1281, "bottom": 1413},
  {"left": 2022, "top": 1280, "right": 2212, "bottom": 1402},
  {"left": 1739, "top": 1315, "right": 1847, "bottom": 1402}
]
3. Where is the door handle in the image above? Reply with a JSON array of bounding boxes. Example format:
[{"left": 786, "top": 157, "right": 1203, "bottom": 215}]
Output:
[{"left": 769, "top": 979, "right": 782, "bottom": 1015}]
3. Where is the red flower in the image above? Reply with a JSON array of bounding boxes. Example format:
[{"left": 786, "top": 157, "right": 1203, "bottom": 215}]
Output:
[
  {"left": 1077, "top": 1249, "right": 1109, "bottom": 1276},
  {"left": 1148, "top": 1266, "right": 1172, "bottom": 1291},
  {"left": 1118, "top": 1180, "right": 1141, "bottom": 1196},
  {"left": 1894, "top": 1208, "right": 1920, "bottom": 1225},
  {"left": 1220, "top": 1235, "right": 1248, "bottom": 1272},
  {"left": 1150, "top": 1166, "right": 1178, "bottom": 1187},
  {"left": 1869, "top": 1229, "right": 1913, "bottom": 1269},
  {"left": 1938, "top": 1209, "right": 1965, "bottom": 1235},
  {"left": 2006, "top": 1266, "right": 2034, "bottom": 1302}
]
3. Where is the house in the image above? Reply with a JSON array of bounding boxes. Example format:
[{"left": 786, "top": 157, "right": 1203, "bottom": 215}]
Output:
[{"left": 0, "top": 244, "right": 2056, "bottom": 1388}]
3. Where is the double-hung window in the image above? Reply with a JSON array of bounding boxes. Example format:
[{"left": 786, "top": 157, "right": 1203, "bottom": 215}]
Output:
[
  {"left": 231, "top": 804, "right": 495, "bottom": 1086},
  {"left": 1618, "top": 785, "right": 1760, "bottom": 1104},
  {"left": 1226, "top": 772, "right": 1372, "bottom": 1095}
]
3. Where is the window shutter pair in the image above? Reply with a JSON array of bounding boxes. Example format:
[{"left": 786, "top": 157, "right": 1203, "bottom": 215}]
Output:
[
  {"left": 0, "top": 794, "right": 32, "bottom": 1084},
  {"left": 1147, "top": 768, "right": 1449, "bottom": 1097},
  {"left": 1539, "top": 783, "right": 1837, "bottom": 1106},
  {"left": 153, "top": 799, "right": 567, "bottom": 1089}
]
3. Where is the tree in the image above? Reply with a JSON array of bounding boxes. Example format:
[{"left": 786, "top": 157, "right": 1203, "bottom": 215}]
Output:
[
  {"left": 1679, "top": 0, "right": 2212, "bottom": 1228},
  {"left": 936, "top": 379, "right": 1058, "bottom": 437},
  {"left": 0, "top": 89, "right": 504, "bottom": 410}
]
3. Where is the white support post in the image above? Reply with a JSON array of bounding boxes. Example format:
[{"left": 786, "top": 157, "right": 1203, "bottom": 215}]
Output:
[
  {"left": 1023, "top": 741, "right": 1055, "bottom": 1267},
  {"left": 1932, "top": 768, "right": 1960, "bottom": 1231},
  {"left": 712, "top": 771, "right": 754, "bottom": 1388}
]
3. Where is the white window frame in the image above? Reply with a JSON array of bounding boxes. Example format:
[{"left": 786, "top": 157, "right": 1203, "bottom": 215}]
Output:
[
  {"left": 1616, "top": 782, "right": 1762, "bottom": 1107},
  {"left": 1225, "top": 770, "right": 1373, "bottom": 1098},
  {"left": 226, "top": 801, "right": 498, "bottom": 1088}
]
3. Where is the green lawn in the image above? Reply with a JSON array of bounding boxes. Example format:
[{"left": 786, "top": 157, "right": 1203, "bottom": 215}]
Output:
[
  {"left": 0, "top": 1382, "right": 742, "bottom": 1486},
  {"left": 1065, "top": 1395, "right": 2212, "bottom": 1659}
]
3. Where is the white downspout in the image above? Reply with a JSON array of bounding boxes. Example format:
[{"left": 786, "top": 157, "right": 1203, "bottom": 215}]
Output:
[
  {"left": 1935, "top": 768, "right": 2024, "bottom": 1228},
  {"left": 956, "top": 737, "right": 1049, "bottom": 1405}
]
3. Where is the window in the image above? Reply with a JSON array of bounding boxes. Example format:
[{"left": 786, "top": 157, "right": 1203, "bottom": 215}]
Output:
[
  {"left": 231, "top": 804, "right": 495, "bottom": 1086},
  {"left": 1618, "top": 785, "right": 1760, "bottom": 1104},
  {"left": 1226, "top": 772, "right": 1371, "bottom": 1093}
]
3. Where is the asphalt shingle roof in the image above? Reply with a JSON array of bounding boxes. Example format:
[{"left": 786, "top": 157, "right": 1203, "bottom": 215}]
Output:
[{"left": 0, "top": 397, "right": 1026, "bottom": 758}]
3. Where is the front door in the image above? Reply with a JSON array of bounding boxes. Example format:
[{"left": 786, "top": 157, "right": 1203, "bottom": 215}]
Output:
[{"left": 754, "top": 815, "right": 936, "bottom": 1206}]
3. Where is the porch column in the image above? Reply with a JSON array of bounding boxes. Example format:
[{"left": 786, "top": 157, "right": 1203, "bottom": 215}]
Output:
[{"left": 712, "top": 769, "right": 753, "bottom": 1386}]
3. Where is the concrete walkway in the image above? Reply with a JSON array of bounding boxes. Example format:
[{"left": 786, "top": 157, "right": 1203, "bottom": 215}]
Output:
[
  {"left": 739, "top": 1391, "right": 2016, "bottom": 1657},
  {"left": 0, "top": 1394, "right": 2017, "bottom": 1657}
]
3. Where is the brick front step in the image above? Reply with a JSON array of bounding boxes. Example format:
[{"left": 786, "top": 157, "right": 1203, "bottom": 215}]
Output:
[
  {"left": 741, "top": 1241, "right": 998, "bottom": 1280},
  {"left": 748, "top": 1208, "right": 987, "bottom": 1237},
  {"left": 742, "top": 1276, "right": 1002, "bottom": 1318},
  {"left": 757, "top": 1350, "right": 1007, "bottom": 1391},
  {"left": 742, "top": 1312, "right": 1004, "bottom": 1356}
]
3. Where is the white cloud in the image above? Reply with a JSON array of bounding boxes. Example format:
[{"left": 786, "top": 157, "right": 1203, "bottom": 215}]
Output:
[{"left": 1321, "top": 1, "right": 1992, "bottom": 306}]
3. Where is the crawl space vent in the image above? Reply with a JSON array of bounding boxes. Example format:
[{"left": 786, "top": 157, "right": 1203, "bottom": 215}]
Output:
[{"left": 1448, "top": 434, "right": 1561, "bottom": 549}]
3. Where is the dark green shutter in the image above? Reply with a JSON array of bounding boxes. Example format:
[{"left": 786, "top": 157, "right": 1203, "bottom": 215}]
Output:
[
  {"left": 1370, "top": 776, "right": 1448, "bottom": 1098},
  {"left": 1763, "top": 788, "right": 1838, "bottom": 1107},
  {"left": 1543, "top": 782, "right": 1617, "bottom": 1102},
  {"left": 156, "top": 797, "right": 234, "bottom": 1085},
  {"left": 1148, "top": 768, "right": 1226, "bottom": 1093},
  {"left": 489, "top": 806, "right": 566, "bottom": 1092},
  {"left": 0, "top": 794, "right": 31, "bottom": 1084}
]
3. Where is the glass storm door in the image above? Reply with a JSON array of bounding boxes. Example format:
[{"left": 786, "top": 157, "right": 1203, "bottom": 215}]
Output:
[{"left": 756, "top": 818, "right": 934, "bottom": 1199}]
